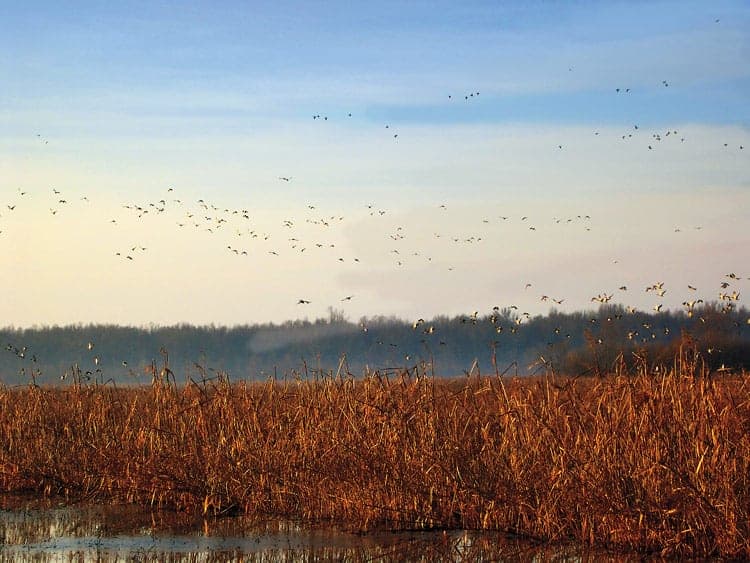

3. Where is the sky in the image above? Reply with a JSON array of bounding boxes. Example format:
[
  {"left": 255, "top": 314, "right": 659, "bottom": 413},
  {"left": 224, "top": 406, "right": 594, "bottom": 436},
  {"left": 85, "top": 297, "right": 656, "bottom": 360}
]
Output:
[{"left": 1, "top": 0, "right": 749, "bottom": 328}]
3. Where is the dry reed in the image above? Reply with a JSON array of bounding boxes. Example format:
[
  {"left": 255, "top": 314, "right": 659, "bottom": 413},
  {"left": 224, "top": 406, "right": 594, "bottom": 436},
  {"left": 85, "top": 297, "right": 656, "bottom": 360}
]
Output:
[{"left": 0, "top": 356, "right": 748, "bottom": 558}]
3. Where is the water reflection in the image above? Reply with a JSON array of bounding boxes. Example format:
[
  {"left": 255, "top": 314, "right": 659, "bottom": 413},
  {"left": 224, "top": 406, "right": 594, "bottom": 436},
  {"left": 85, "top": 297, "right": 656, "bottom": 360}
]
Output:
[{"left": 0, "top": 495, "right": 630, "bottom": 561}]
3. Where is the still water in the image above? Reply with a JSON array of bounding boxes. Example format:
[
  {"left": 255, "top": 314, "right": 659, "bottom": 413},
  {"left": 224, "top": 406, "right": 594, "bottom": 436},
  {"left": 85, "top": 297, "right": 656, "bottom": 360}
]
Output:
[{"left": 0, "top": 494, "right": 627, "bottom": 561}]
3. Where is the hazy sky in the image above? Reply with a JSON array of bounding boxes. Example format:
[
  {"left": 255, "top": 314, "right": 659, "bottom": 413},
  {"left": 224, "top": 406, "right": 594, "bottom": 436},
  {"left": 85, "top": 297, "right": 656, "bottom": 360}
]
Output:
[{"left": 2, "top": 1, "right": 749, "bottom": 327}]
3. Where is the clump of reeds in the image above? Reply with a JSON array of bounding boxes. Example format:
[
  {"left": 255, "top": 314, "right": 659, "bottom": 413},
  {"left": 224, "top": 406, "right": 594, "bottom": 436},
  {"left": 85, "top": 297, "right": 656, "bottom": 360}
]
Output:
[{"left": 0, "top": 353, "right": 748, "bottom": 558}]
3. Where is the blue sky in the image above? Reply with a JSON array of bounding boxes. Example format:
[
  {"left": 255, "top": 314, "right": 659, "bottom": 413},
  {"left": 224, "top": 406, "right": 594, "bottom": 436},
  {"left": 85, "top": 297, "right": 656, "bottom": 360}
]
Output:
[{"left": 1, "top": 1, "right": 749, "bottom": 327}]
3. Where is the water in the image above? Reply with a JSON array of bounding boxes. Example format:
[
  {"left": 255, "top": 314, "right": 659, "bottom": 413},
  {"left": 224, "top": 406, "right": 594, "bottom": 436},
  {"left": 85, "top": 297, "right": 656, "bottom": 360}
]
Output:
[{"left": 0, "top": 494, "right": 628, "bottom": 561}]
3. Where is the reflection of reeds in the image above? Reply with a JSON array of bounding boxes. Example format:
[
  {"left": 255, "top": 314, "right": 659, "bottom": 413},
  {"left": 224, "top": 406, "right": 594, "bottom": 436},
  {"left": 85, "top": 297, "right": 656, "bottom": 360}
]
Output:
[{"left": 0, "top": 361, "right": 748, "bottom": 558}]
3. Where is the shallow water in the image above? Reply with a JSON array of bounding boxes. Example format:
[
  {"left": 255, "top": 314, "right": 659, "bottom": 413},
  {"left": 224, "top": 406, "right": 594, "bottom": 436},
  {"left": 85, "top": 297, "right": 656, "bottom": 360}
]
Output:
[{"left": 0, "top": 494, "right": 630, "bottom": 561}]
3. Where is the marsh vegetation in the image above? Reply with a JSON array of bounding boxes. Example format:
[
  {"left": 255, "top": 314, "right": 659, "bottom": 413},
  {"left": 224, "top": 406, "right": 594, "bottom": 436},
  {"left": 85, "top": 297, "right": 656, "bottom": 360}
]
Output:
[{"left": 1, "top": 339, "right": 748, "bottom": 558}]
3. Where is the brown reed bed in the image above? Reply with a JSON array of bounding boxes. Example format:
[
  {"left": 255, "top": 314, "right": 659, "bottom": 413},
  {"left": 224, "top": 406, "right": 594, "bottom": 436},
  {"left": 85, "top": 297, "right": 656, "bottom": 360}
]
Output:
[{"left": 0, "top": 356, "right": 749, "bottom": 558}]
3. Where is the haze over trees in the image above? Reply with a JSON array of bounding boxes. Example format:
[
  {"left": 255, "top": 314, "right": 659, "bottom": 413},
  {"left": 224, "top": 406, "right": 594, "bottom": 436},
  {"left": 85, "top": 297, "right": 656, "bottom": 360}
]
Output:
[{"left": 2, "top": 304, "right": 748, "bottom": 386}]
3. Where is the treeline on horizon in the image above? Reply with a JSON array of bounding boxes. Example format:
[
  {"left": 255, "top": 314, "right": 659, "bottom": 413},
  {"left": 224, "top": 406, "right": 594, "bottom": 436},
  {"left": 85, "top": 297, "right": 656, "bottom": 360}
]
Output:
[{"left": 1, "top": 303, "right": 749, "bottom": 386}]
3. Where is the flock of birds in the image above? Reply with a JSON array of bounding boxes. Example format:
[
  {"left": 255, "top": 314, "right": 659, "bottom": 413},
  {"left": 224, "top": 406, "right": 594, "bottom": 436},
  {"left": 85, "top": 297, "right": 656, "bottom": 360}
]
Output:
[
  {"left": 2, "top": 124, "right": 746, "bottom": 295},
  {"left": 3, "top": 267, "right": 748, "bottom": 382},
  {"left": 3, "top": 338, "right": 117, "bottom": 384},
  {"left": 2, "top": 174, "right": 749, "bottom": 375},
  {"left": 2, "top": 12, "right": 748, "bottom": 378},
  {"left": 309, "top": 86, "right": 745, "bottom": 154},
  {"left": 2, "top": 181, "right": 601, "bottom": 282},
  {"left": 1, "top": 165, "right": 744, "bottom": 323}
]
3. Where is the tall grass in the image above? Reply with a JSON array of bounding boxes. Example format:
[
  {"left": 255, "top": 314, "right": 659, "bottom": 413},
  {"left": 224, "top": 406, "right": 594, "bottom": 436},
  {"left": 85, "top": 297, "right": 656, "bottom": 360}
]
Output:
[{"left": 0, "top": 354, "right": 748, "bottom": 557}]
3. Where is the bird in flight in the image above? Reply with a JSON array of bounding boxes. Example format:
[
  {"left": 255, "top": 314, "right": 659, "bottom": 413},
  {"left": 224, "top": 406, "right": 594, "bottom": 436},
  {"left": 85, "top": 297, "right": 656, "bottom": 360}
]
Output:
[{"left": 297, "top": 299, "right": 311, "bottom": 305}]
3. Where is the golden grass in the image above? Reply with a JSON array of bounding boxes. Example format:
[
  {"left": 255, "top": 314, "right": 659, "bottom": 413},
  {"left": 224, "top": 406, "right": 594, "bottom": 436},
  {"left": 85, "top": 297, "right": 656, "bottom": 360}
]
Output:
[{"left": 0, "top": 359, "right": 748, "bottom": 557}]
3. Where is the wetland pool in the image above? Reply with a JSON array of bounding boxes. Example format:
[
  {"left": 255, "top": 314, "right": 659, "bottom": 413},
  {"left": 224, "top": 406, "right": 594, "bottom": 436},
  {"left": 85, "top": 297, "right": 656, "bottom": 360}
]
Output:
[{"left": 0, "top": 495, "right": 629, "bottom": 561}]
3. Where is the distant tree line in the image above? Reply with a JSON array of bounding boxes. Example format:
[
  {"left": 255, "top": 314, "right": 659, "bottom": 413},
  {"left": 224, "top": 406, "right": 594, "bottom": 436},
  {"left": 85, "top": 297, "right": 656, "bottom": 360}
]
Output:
[{"left": 1, "top": 303, "right": 749, "bottom": 385}]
